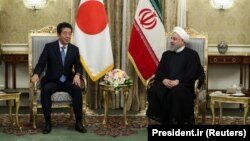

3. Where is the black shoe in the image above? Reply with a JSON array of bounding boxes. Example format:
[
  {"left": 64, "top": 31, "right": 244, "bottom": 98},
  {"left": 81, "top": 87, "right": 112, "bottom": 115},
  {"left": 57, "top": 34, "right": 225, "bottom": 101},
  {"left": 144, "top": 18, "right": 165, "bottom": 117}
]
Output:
[
  {"left": 75, "top": 122, "right": 87, "bottom": 133},
  {"left": 184, "top": 115, "right": 195, "bottom": 125},
  {"left": 42, "top": 122, "right": 52, "bottom": 134}
]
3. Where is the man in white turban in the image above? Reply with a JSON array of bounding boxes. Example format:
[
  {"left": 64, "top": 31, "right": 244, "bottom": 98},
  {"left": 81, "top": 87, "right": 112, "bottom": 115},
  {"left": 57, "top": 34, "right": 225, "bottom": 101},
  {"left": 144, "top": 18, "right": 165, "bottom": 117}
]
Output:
[
  {"left": 170, "top": 26, "right": 189, "bottom": 51},
  {"left": 173, "top": 26, "right": 190, "bottom": 43},
  {"left": 146, "top": 26, "right": 204, "bottom": 125}
]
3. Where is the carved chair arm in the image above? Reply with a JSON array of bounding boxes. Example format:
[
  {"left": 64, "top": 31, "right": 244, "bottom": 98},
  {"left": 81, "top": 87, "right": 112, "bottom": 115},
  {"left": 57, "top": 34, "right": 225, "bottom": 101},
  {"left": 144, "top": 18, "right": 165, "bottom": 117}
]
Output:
[
  {"left": 32, "top": 81, "right": 39, "bottom": 94},
  {"left": 29, "top": 80, "right": 39, "bottom": 103},
  {"left": 146, "top": 75, "right": 155, "bottom": 92},
  {"left": 81, "top": 76, "right": 87, "bottom": 95}
]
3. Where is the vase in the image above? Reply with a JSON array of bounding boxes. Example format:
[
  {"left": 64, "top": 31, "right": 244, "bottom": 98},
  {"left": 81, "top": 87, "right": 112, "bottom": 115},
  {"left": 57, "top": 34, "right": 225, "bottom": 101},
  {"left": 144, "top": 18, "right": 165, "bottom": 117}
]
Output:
[{"left": 217, "top": 41, "right": 228, "bottom": 54}]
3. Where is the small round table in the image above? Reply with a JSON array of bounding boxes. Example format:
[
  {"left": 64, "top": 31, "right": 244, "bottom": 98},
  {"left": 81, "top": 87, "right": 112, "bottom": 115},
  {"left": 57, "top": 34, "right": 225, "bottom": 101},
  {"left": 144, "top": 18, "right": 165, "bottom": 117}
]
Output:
[
  {"left": 99, "top": 81, "right": 133, "bottom": 125},
  {"left": 0, "top": 91, "right": 21, "bottom": 129}
]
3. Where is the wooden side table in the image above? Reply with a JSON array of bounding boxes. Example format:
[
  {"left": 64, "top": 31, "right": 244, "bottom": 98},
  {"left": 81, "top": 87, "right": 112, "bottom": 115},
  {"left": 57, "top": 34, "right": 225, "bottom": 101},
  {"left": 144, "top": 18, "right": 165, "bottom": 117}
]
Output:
[
  {"left": 1, "top": 54, "right": 28, "bottom": 89},
  {"left": 99, "top": 81, "right": 133, "bottom": 125},
  {"left": 209, "top": 92, "right": 250, "bottom": 125},
  {"left": 208, "top": 54, "right": 250, "bottom": 92},
  {"left": 0, "top": 91, "right": 21, "bottom": 129}
]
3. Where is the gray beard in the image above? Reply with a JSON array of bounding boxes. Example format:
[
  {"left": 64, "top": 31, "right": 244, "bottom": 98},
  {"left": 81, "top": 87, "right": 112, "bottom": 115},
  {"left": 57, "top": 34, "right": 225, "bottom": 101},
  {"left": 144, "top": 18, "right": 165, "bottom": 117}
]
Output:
[{"left": 169, "top": 45, "right": 179, "bottom": 52}]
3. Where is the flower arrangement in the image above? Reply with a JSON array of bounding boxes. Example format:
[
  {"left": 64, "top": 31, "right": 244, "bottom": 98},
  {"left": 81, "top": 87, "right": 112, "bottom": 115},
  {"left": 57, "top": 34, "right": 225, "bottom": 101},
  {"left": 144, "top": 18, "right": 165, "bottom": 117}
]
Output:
[{"left": 104, "top": 69, "right": 133, "bottom": 90}]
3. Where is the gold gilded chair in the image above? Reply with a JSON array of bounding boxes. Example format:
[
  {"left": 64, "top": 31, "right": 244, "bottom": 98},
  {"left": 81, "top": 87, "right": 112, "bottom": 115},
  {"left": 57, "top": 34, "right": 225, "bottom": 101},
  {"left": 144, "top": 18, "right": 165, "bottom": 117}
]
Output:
[
  {"left": 28, "top": 26, "right": 87, "bottom": 129},
  {"left": 146, "top": 27, "right": 208, "bottom": 125}
]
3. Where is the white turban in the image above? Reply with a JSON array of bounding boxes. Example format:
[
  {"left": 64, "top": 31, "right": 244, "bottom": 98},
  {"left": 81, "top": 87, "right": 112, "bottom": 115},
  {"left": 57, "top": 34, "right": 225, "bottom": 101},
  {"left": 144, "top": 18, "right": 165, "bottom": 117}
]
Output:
[{"left": 173, "top": 26, "right": 190, "bottom": 43}]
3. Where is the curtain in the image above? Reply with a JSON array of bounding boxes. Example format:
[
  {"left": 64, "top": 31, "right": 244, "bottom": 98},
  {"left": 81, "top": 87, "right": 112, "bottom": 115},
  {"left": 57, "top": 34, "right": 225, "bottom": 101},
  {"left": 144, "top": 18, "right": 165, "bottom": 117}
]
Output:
[
  {"left": 78, "top": 0, "right": 178, "bottom": 112},
  {"left": 177, "top": 0, "right": 187, "bottom": 28}
]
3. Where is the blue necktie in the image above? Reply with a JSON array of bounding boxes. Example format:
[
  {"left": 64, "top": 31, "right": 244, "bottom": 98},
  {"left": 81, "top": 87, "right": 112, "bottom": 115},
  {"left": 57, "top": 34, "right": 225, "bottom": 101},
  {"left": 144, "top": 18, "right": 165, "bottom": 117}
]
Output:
[{"left": 59, "top": 47, "right": 66, "bottom": 82}]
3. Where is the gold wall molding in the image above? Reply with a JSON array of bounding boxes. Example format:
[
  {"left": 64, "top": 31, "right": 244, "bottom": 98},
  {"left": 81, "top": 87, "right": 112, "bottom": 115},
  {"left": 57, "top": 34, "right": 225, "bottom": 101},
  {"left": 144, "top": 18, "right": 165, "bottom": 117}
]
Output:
[{"left": 30, "top": 25, "right": 56, "bottom": 34}]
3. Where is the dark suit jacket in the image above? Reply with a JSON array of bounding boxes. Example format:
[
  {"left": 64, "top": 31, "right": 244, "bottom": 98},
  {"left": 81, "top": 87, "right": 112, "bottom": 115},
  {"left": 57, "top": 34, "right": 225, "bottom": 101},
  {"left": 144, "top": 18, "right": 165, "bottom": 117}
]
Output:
[{"left": 33, "top": 40, "right": 83, "bottom": 84}]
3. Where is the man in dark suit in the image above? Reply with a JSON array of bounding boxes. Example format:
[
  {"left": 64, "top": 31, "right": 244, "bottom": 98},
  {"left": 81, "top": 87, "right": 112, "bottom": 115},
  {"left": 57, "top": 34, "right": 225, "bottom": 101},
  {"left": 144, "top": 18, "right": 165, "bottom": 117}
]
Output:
[{"left": 31, "top": 22, "right": 87, "bottom": 134}]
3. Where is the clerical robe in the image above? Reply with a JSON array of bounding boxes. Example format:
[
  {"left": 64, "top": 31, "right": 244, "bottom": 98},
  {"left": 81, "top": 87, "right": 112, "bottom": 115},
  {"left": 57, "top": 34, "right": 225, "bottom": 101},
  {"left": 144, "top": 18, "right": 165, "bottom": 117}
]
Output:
[{"left": 146, "top": 47, "right": 204, "bottom": 124}]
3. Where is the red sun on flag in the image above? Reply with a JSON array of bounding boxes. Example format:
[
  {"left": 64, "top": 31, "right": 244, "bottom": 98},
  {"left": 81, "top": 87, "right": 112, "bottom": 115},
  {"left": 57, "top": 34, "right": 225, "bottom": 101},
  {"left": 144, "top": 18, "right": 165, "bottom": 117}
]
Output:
[
  {"left": 76, "top": 0, "right": 108, "bottom": 35},
  {"left": 139, "top": 8, "right": 157, "bottom": 30}
]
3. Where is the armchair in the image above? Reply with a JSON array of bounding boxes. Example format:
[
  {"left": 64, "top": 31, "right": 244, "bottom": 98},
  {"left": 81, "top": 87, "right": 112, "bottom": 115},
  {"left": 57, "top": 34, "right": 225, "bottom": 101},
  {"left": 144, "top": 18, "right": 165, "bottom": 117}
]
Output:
[
  {"left": 146, "top": 27, "right": 208, "bottom": 124},
  {"left": 28, "top": 26, "right": 87, "bottom": 129}
]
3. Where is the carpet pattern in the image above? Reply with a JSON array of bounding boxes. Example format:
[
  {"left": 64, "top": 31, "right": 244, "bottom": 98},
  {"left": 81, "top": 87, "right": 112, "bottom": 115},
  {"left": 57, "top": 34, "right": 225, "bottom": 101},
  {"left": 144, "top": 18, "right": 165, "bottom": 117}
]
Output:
[
  {"left": 198, "top": 116, "right": 250, "bottom": 125},
  {"left": 0, "top": 114, "right": 147, "bottom": 137},
  {"left": 1, "top": 114, "right": 250, "bottom": 136}
]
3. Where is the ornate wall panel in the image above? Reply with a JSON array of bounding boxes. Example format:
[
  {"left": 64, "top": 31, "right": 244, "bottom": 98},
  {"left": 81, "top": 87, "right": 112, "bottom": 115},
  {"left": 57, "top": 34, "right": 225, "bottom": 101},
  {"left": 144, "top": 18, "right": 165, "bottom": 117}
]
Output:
[
  {"left": 187, "top": 0, "right": 250, "bottom": 44},
  {"left": 0, "top": 0, "right": 73, "bottom": 44}
]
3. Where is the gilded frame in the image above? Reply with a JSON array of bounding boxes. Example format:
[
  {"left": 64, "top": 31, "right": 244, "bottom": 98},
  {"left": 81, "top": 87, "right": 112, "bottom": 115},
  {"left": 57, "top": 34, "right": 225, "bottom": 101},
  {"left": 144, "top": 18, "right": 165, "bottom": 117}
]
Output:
[{"left": 28, "top": 25, "right": 57, "bottom": 79}]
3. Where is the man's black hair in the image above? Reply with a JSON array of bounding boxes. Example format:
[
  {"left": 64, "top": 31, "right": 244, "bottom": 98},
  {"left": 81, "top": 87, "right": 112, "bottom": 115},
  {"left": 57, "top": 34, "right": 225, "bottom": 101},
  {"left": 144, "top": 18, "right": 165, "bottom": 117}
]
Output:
[{"left": 57, "top": 22, "right": 73, "bottom": 34}]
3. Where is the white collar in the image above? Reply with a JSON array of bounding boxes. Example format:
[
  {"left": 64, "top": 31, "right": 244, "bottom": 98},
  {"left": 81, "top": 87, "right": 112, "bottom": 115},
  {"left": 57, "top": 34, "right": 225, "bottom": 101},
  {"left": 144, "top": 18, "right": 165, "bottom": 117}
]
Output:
[
  {"left": 176, "top": 46, "right": 185, "bottom": 53},
  {"left": 58, "top": 41, "right": 68, "bottom": 49}
]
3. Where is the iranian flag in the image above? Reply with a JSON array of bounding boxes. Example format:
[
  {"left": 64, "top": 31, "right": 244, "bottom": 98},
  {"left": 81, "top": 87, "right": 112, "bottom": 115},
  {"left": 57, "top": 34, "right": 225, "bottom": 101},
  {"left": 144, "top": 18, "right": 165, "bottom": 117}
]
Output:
[
  {"left": 74, "top": 0, "right": 114, "bottom": 81},
  {"left": 128, "top": 0, "right": 166, "bottom": 85}
]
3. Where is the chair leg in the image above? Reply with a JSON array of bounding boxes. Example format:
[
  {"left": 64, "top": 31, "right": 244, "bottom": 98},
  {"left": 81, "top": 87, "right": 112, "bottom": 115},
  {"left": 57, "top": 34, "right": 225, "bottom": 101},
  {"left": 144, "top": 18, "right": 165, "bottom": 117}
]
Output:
[
  {"left": 29, "top": 99, "right": 37, "bottom": 129},
  {"left": 146, "top": 117, "right": 149, "bottom": 127},
  {"left": 197, "top": 102, "right": 207, "bottom": 125},
  {"left": 82, "top": 103, "right": 87, "bottom": 126},
  {"left": 69, "top": 107, "right": 74, "bottom": 119},
  {"left": 82, "top": 110, "right": 87, "bottom": 126},
  {"left": 82, "top": 93, "right": 87, "bottom": 126},
  {"left": 194, "top": 116, "right": 198, "bottom": 125},
  {"left": 201, "top": 102, "right": 206, "bottom": 124},
  {"left": 194, "top": 103, "right": 199, "bottom": 125},
  {"left": 29, "top": 102, "right": 33, "bottom": 123},
  {"left": 33, "top": 107, "right": 37, "bottom": 129}
]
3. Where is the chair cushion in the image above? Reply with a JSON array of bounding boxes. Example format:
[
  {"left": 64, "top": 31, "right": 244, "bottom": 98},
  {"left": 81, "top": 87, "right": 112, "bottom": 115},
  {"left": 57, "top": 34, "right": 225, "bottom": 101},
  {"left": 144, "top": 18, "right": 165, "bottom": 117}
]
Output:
[
  {"left": 36, "top": 90, "right": 72, "bottom": 102},
  {"left": 198, "top": 90, "right": 207, "bottom": 103}
]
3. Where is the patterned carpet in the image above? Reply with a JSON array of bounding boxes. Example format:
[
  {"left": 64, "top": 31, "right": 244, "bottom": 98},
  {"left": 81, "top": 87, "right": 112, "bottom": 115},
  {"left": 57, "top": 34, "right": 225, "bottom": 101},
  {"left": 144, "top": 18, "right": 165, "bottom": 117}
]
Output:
[
  {"left": 0, "top": 114, "right": 147, "bottom": 137},
  {"left": 199, "top": 116, "right": 250, "bottom": 125},
  {"left": 0, "top": 114, "right": 249, "bottom": 136}
]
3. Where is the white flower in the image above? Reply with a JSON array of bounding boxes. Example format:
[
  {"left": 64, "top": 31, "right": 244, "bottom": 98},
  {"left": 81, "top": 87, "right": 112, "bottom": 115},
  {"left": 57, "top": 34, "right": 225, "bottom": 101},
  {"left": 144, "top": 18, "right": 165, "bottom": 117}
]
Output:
[{"left": 104, "top": 69, "right": 132, "bottom": 90}]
